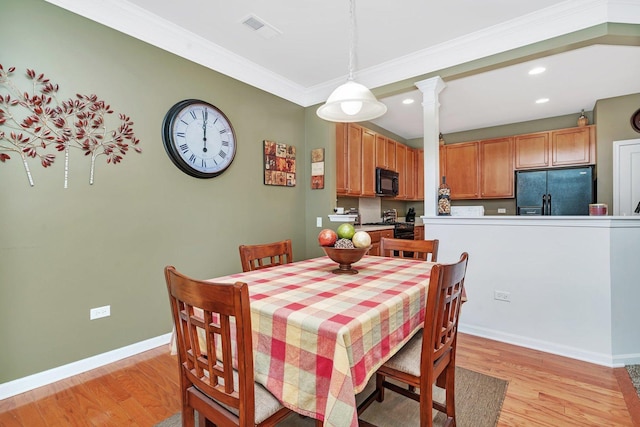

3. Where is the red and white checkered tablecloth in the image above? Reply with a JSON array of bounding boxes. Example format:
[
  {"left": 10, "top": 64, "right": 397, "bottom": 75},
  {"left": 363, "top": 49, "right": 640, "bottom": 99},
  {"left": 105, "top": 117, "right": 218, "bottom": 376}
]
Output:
[{"left": 206, "top": 255, "right": 434, "bottom": 427}]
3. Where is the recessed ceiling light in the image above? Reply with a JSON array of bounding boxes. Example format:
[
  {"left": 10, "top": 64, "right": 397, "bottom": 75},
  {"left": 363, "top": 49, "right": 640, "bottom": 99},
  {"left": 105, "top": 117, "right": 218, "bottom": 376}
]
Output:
[
  {"left": 529, "top": 67, "right": 546, "bottom": 75},
  {"left": 402, "top": 98, "right": 415, "bottom": 105},
  {"left": 536, "top": 98, "right": 550, "bottom": 104}
]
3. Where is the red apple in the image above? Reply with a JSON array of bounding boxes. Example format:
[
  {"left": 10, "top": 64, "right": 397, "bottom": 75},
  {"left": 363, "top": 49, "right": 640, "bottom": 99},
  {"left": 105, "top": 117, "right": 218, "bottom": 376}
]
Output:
[{"left": 318, "top": 229, "right": 338, "bottom": 247}]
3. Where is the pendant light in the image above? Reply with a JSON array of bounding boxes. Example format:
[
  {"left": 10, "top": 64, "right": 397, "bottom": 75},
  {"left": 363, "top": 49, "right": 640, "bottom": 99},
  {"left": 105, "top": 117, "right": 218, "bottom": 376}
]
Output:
[{"left": 316, "top": 0, "right": 387, "bottom": 122}]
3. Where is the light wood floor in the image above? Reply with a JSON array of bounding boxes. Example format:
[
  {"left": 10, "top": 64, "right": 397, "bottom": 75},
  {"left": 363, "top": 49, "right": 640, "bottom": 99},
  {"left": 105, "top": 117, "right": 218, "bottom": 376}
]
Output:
[{"left": 1, "top": 333, "right": 639, "bottom": 426}]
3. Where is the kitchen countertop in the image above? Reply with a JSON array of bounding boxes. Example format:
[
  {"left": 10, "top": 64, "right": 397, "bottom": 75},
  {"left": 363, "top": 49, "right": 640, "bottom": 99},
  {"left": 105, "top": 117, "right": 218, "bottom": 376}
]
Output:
[
  {"left": 355, "top": 224, "right": 395, "bottom": 232},
  {"left": 355, "top": 223, "right": 424, "bottom": 232}
]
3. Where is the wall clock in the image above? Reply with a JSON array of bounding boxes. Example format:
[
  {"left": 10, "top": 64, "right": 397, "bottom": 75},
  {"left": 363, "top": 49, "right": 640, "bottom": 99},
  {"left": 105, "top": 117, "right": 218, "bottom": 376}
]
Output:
[
  {"left": 162, "top": 99, "right": 237, "bottom": 178},
  {"left": 631, "top": 108, "right": 640, "bottom": 134}
]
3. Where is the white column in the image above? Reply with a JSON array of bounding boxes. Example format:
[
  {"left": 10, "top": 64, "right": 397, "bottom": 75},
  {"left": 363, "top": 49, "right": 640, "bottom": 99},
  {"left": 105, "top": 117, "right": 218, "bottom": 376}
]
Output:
[{"left": 415, "top": 77, "right": 446, "bottom": 217}]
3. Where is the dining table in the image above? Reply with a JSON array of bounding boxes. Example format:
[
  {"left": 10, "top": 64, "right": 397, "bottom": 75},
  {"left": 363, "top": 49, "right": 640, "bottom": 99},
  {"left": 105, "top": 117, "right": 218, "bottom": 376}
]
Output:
[{"left": 199, "top": 254, "right": 437, "bottom": 427}]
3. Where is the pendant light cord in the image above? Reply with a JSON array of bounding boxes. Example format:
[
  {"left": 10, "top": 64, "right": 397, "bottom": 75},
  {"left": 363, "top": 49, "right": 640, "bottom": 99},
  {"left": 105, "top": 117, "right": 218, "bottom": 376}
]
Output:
[{"left": 348, "top": 0, "right": 355, "bottom": 81}]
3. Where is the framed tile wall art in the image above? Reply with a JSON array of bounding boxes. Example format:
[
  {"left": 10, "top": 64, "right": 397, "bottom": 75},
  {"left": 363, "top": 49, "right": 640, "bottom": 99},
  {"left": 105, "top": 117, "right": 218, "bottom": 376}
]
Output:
[
  {"left": 263, "top": 140, "right": 296, "bottom": 187},
  {"left": 311, "top": 148, "right": 325, "bottom": 189}
]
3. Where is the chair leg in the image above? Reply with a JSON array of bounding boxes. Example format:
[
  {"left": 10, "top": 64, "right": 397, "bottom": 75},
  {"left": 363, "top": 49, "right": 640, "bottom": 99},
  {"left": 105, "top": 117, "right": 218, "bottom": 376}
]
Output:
[
  {"left": 375, "top": 373, "right": 385, "bottom": 402},
  {"left": 444, "top": 364, "right": 456, "bottom": 426},
  {"left": 183, "top": 407, "right": 195, "bottom": 426},
  {"left": 419, "top": 382, "right": 434, "bottom": 427}
]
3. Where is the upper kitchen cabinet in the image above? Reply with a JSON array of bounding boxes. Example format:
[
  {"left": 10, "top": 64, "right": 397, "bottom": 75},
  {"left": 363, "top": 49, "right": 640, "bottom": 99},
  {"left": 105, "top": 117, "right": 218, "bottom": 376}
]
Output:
[
  {"left": 336, "top": 123, "right": 378, "bottom": 197},
  {"left": 361, "top": 128, "right": 376, "bottom": 197},
  {"left": 551, "top": 125, "right": 595, "bottom": 167},
  {"left": 441, "top": 137, "right": 514, "bottom": 200},
  {"left": 442, "top": 141, "right": 480, "bottom": 199},
  {"left": 337, "top": 122, "right": 422, "bottom": 200},
  {"left": 515, "top": 125, "right": 595, "bottom": 169},
  {"left": 395, "top": 143, "right": 408, "bottom": 199},
  {"left": 406, "top": 148, "right": 418, "bottom": 200},
  {"left": 375, "top": 134, "right": 396, "bottom": 171},
  {"left": 514, "top": 132, "right": 549, "bottom": 169},
  {"left": 480, "top": 137, "right": 514, "bottom": 198},
  {"left": 417, "top": 149, "right": 424, "bottom": 200},
  {"left": 336, "top": 123, "right": 363, "bottom": 196}
]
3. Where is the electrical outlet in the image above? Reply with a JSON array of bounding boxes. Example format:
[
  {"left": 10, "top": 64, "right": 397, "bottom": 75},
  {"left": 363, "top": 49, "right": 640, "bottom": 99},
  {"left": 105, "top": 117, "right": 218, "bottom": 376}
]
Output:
[
  {"left": 498, "top": 208, "right": 506, "bottom": 214},
  {"left": 316, "top": 217, "right": 322, "bottom": 227},
  {"left": 90, "top": 305, "right": 111, "bottom": 320},
  {"left": 494, "top": 290, "right": 511, "bottom": 302}
]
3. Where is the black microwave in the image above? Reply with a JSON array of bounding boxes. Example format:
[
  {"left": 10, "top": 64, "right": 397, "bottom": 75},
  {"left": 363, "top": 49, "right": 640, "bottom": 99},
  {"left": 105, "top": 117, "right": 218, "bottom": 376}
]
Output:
[{"left": 376, "top": 167, "right": 399, "bottom": 196}]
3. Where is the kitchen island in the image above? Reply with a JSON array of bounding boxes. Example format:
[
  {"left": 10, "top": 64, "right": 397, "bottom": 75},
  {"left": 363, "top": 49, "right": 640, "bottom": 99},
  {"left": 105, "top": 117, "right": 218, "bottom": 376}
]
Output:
[{"left": 421, "top": 215, "right": 640, "bottom": 367}]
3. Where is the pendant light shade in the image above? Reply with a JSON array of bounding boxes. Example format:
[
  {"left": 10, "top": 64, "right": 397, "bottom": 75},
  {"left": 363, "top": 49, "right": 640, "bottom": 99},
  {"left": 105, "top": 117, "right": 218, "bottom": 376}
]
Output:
[
  {"left": 316, "top": 0, "right": 387, "bottom": 123},
  {"left": 316, "top": 80, "right": 387, "bottom": 122}
]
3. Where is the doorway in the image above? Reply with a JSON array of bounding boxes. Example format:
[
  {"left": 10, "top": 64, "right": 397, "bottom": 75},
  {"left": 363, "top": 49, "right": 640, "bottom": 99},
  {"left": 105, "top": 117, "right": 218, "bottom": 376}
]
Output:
[{"left": 613, "top": 138, "right": 640, "bottom": 216}]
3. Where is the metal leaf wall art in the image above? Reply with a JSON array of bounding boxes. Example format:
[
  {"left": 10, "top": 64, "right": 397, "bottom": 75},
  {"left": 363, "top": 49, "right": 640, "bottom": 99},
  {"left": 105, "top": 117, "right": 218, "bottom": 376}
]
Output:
[{"left": 0, "top": 64, "right": 141, "bottom": 187}]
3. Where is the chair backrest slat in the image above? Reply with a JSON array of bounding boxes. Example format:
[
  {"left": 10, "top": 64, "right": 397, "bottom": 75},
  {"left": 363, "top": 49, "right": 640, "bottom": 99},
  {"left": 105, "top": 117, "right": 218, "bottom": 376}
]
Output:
[
  {"left": 239, "top": 239, "right": 293, "bottom": 272},
  {"left": 379, "top": 237, "right": 439, "bottom": 262}
]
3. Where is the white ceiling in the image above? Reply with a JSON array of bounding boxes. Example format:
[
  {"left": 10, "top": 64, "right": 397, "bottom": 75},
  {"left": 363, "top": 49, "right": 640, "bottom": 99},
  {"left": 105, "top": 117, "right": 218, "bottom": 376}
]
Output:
[{"left": 46, "top": 0, "right": 640, "bottom": 138}]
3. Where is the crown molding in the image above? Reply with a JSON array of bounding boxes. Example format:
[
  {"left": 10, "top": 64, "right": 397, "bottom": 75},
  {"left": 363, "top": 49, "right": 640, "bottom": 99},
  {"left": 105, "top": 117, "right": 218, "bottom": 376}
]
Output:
[{"left": 46, "top": 0, "right": 640, "bottom": 108}]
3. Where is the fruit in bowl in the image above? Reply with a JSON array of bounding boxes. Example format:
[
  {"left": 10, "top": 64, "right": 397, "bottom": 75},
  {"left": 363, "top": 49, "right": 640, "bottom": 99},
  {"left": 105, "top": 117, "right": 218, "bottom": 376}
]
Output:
[
  {"left": 318, "top": 229, "right": 338, "bottom": 247},
  {"left": 318, "top": 227, "right": 371, "bottom": 274}
]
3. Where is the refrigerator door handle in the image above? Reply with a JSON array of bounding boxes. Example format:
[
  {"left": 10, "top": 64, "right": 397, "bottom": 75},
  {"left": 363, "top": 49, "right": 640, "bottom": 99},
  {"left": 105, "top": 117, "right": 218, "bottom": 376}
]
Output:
[
  {"left": 542, "top": 194, "right": 547, "bottom": 215},
  {"left": 547, "top": 193, "right": 552, "bottom": 216}
]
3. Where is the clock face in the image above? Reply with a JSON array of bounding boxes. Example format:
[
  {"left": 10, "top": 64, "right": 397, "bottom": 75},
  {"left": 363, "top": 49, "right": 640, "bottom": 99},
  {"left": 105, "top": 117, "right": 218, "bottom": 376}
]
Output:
[{"left": 162, "top": 99, "right": 237, "bottom": 178}]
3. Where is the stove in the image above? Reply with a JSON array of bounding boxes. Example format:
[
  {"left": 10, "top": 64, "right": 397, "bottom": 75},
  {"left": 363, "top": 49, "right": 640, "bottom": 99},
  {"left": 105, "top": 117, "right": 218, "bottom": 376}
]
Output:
[{"left": 363, "top": 222, "right": 415, "bottom": 239}]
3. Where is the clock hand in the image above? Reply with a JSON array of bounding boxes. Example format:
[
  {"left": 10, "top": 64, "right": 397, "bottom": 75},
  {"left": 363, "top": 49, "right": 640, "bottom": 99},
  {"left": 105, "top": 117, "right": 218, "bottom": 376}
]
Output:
[{"left": 202, "top": 109, "right": 208, "bottom": 153}]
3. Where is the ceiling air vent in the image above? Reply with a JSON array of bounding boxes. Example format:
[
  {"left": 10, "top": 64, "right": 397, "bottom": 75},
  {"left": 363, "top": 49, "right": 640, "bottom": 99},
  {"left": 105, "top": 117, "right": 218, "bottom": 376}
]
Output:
[{"left": 241, "top": 14, "right": 281, "bottom": 40}]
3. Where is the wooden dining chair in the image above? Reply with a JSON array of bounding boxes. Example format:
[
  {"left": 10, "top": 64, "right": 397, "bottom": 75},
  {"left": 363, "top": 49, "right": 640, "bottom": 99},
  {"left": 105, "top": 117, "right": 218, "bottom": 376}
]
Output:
[
  {"left": 239, "top": 239, "right": 293, "bottom": 272},
  {"left": 164, "top": 266, "right": 292, "bottom": 427},
  {"left": 379, "top": 237, "right": 439, "bottom": 261},
  {"left": 358, "top": 252, "right": 469, "bottom": 427}
]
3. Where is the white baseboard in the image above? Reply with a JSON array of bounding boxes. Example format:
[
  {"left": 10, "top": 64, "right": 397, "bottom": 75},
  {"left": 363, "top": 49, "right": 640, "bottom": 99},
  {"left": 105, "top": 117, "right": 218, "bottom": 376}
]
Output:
[
  {"left": 458, "top": 324, "right": 638, "bottom": 368},
  {"left": 0, "top": 333, "right": 172, "bottom": 400}
]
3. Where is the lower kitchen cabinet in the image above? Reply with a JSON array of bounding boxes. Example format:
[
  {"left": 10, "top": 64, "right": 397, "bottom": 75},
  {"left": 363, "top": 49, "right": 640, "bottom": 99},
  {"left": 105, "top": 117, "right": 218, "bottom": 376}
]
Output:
[
  {"left": 368, "top": 229, "right": 393, "bottom": 256},
  {"left": 414, "top": 225, "right": 424, "bottom": 241}
]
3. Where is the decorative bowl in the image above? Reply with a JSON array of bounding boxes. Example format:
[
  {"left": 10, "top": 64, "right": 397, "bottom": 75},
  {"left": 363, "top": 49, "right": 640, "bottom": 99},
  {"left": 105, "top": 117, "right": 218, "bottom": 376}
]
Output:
[{"left": 321, "top": 246, "right": 371, "bottom": 274}]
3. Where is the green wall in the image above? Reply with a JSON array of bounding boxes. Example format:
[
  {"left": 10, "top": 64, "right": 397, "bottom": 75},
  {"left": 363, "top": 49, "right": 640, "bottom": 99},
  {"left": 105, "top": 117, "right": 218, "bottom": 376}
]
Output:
[
  {"left": 2, "top": 0, "right": 639, "bottom": 386},
  {"left": 594, "top": 93, "right": 640, "bottom": 209},
  {"left": 0, "top": 0, "right": 309, "bottom": 382}
]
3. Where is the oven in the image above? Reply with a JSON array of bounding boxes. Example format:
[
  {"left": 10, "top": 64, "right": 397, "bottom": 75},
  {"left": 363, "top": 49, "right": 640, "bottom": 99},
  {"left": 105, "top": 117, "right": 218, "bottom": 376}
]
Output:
[
  {"left": 393, "top": 222, "right": 415, "bottom": 257},
  {"left": 393, "top": 222, "right": 414, "bottom": 240}
]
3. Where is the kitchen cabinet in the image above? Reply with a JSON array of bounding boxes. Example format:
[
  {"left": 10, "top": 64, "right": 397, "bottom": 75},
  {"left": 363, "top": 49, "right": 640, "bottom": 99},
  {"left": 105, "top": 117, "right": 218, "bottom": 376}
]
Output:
[
  {"left": 442, "top": 138, "right": 513, "bottom": 200},
  {"left": 396, "top": 143, "right": 408, "bottom": 199},
  {"left": 515, "top": 125, "right": 595, "bottom": 169},
  {"left": 361, "top": 128, "right": 376, "bottom": 197},
  {"left": 406, "top": 148, "right": 417, "bottom": 200},
  {"left": 368, "top": 229, "right": 394, "bottom": 256},
  {"left": 442, "top": 141, "right": 480, "bottom": 199},
  {"left": 514, "top": 132, "right": 549, "bottom": 169},
  {"left": 417, "top": 149, "right": 424, "bottom": 200},
  {"left": 336, "top": 123, "right": 349, "bottom": 194},
  {"left": 375, "top": 134, "right": 396, "bottom": 170},
  {"left": 336, "top": 123, "right": 375, "bottom": 197},
  {"left": 337, "top": 122, "right": 422, "bottom": 199},
  {"left": 551, "top": 126, "right": 595, "bottom": 166},
  {"left": 480, "top": 137, "right": 514, "bottom": 198},
  {"left": 414, "top": 225, "right": 424, "bottom": 241}
]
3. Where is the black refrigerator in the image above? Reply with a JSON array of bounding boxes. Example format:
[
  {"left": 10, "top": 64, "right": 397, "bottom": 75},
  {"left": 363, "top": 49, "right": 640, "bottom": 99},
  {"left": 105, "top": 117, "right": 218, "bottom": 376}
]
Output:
[{"left": 515, "top": 166, "right": 595, "bottom": 215}]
